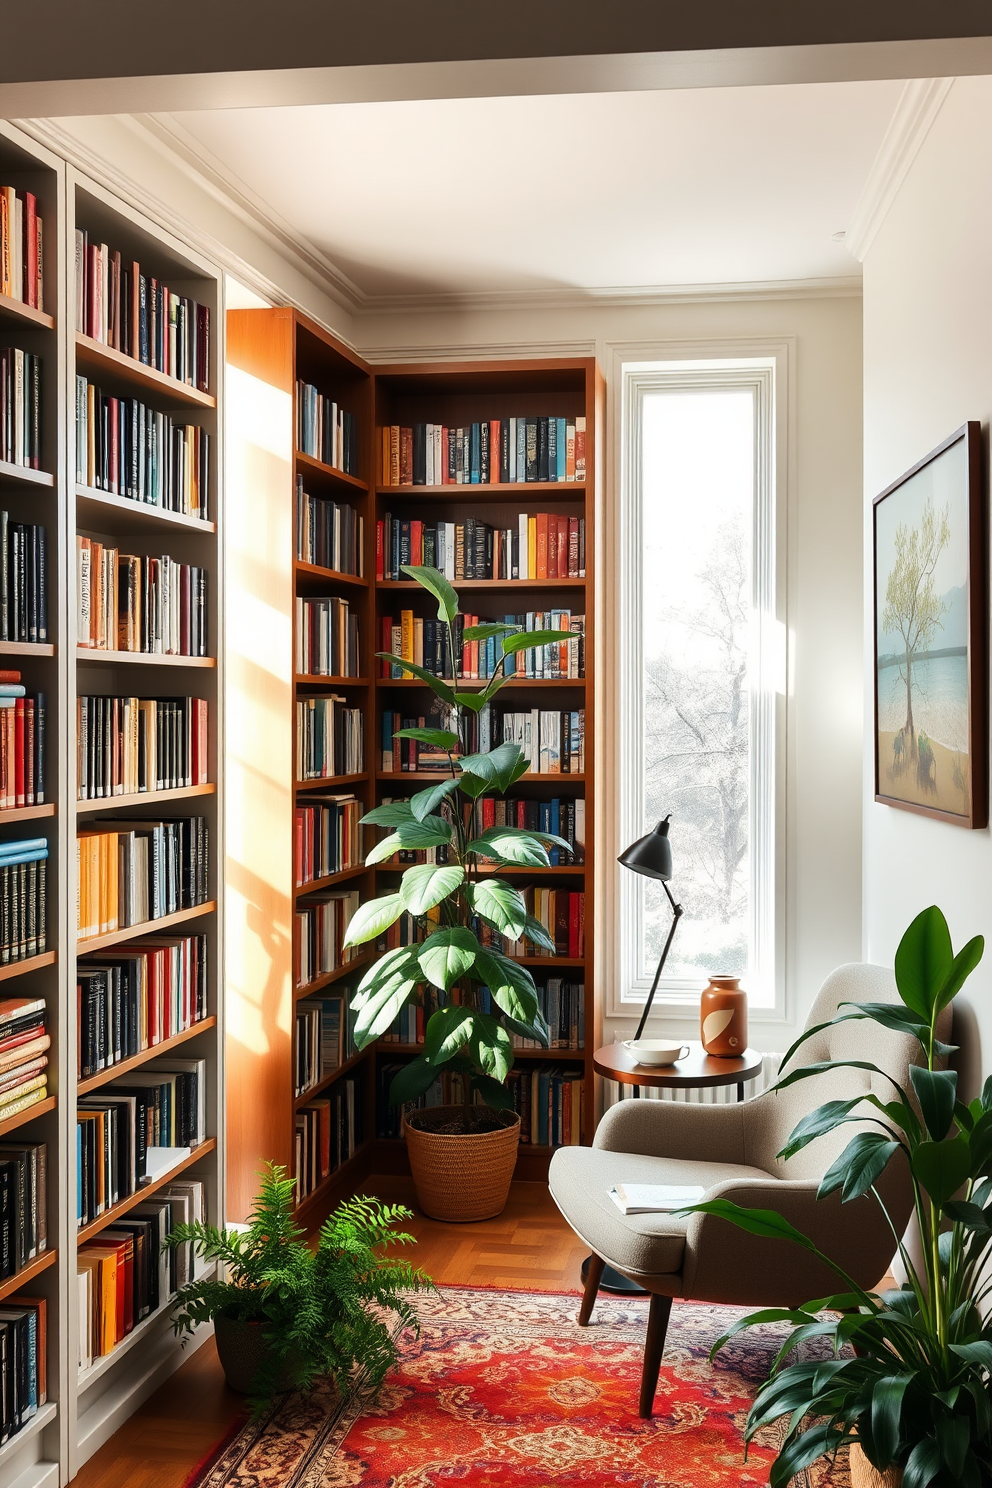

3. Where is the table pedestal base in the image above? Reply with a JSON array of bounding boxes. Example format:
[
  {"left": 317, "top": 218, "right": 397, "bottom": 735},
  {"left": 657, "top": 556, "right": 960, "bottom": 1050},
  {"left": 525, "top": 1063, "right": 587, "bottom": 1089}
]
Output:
[{"left": 581, "top": 1254, "right": 647, "bottom": 1296}]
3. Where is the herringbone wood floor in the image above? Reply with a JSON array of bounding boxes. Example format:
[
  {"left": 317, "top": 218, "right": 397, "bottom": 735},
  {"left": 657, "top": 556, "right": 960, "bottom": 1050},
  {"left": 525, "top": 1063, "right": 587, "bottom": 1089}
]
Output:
[{"left": 67, "top": 1178, "right": 589, "bottom": 1487}]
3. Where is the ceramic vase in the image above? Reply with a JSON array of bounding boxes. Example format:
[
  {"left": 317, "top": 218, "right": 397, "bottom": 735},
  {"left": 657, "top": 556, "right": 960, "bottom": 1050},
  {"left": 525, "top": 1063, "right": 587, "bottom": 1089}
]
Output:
[{"left": 700, "top": 975, "right": 748, "bottom": 1056}]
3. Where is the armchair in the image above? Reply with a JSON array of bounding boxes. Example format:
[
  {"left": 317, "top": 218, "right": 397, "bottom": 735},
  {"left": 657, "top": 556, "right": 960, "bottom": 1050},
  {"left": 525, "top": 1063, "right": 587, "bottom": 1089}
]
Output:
[{"left": 549, "top": 963, "right": 941, "bottom": 1417}]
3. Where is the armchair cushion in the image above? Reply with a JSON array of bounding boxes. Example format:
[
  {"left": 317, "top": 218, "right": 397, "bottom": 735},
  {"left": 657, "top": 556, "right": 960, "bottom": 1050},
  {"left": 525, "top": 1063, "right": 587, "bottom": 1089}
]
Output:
[
  {"left": 548, "top": 1144, "right": 773, "bottom": 1279},
  {"left": 593, "top": 1097, "right": 746, "bottom": 1164}
]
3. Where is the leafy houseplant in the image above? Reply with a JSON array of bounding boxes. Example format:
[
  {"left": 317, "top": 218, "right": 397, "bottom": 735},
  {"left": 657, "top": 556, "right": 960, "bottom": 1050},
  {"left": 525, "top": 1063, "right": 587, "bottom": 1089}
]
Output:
[
  {"left": 167, "top": 1163, "right": 430, "bottom": 1412},
  {"left": 344, "top": 565, "right": 578, "bottom": 1219},
  {"left": 686, "top": 906, "right": 992, "bottom": 1488}
]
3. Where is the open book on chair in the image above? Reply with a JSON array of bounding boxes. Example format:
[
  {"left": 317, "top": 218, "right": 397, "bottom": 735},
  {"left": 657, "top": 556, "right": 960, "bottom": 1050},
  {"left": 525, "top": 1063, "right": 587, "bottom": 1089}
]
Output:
[{"left": 608, "top": 1183, "right": 706, "bottom": 1215}]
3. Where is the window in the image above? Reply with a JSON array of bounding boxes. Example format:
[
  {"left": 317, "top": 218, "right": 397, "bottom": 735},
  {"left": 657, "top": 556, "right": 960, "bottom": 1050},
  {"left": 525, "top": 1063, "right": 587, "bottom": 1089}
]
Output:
[{"left": 618, "top": 360, "right": 782, "bottom": 1012}]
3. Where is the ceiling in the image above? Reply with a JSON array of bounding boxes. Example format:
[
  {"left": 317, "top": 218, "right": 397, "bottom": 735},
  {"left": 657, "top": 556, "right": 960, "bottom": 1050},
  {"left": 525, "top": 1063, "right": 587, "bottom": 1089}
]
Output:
[{"left": 170, "top": 80, "right": 905, "bottom": 307}]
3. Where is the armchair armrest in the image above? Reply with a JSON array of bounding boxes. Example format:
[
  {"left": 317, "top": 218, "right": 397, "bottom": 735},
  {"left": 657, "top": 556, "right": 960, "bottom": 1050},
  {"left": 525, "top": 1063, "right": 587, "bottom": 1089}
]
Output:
[{"left": 593, "top": 1097, "right": 746, "bottom": 1164}]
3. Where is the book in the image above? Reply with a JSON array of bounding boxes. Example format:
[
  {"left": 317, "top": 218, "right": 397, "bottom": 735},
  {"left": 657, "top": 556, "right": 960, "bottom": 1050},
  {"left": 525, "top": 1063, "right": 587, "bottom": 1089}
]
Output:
[
  {"left": 295, "top": 698, "right": 363, "bottom": 779},
  {"left": 608, "top": 1184, "right": 706, "bottom": 1215},
  {"left": 294, "top": 795, "right": 362, "bottom": 886},
  {"left": 294, "top": 893, "right": 361, "bottom": 987},
  {"left": 296, "top": 382, "right": 359, "bottom": 475},
  {"left": 295, "top": 477, "right": 363, "bottom": 575},
  {"left": 0, "top": 188, "right": 43, "bottom": 310},
  {"left": 75, "top": 377, "right": 210, "bottom": 518},
  {"left": 380, "top": 417, "right": 585, "bottom": 486},
  {"left": 74, "top": 540, "right": 207, "bottom": 658},
  {"left": 77, "top": 932, "right": 208, "bottom": 1079},
  {"left": 76, "top": 694, "right": 209, "bottom": 800},
  {"left": 295, "top": 596, "right": 361, "bottom": 677}
]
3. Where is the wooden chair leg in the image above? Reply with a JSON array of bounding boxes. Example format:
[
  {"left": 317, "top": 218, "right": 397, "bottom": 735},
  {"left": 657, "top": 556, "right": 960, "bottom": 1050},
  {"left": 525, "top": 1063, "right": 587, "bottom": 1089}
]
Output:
[
  {"left": 639, "top": 1293, "right": 673, "bottom": 1418},
  {"left": 578, "top": 1255, "right": 605, "bottom": 1326}
]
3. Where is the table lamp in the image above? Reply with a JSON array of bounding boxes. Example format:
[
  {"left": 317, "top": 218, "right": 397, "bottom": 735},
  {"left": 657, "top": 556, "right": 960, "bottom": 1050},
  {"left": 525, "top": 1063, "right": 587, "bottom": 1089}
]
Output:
[{"left": 618, "top": 814, "right": 684, "bottom": 1042}]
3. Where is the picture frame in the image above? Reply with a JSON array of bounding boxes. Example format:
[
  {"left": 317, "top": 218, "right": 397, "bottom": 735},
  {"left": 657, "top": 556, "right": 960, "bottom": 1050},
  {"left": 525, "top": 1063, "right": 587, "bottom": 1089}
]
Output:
[{"left": 873, "top": 422, "right": 987, "bottom": 827}]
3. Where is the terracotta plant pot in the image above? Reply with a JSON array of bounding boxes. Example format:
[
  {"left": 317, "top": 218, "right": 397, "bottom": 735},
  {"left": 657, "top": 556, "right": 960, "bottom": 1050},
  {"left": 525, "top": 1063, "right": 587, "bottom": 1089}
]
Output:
[
  {"left": 213, "top": 1315, "right": 298, "bottom": 1396},
  {"left": 849, "top": 1442, "right": 903, "bottom": 1488},
  {"left": 404, "top": 1105, "right": 521, "bottom": 1222}
]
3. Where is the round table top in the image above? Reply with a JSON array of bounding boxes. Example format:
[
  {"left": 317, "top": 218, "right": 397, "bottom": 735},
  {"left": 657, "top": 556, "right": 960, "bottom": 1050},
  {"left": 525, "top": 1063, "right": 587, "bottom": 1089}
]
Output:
[{"left": 593, "top": 1041, "right": 764, "bottom": 1089}]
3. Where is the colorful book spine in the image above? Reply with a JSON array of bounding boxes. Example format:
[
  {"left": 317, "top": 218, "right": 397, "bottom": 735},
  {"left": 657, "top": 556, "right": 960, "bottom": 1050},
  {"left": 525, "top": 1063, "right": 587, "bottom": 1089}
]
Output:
[
  {"left": 380, "top": 416, "right": 586, "bottom": 486},
  {"left": 74, "top": 539, "right": 207, "bottom": 658},
  {"left": 75, "top": 378, "right": 210, "bottom": 519}
]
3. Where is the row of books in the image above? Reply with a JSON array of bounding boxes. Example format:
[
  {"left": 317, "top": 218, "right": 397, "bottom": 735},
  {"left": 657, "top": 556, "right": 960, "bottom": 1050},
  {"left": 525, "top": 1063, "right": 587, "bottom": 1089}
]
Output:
[
  {"left": 78, "top": 1180, "right": 204, "bottom": 1367},
  {"left": 379, "top": 417, "right": 587, "bottom": 486},
  {"left": 382, "top": 978, "right": 584, "bottom": 1050},
  {"left": 0, "top": 999, "right": 49, "bottom": 1127},
  {"left": 0, "top": 680, "right": 45, "bottom": 807},
  {"left": 0, "top": 1136, "right": 47, "bottom": 1279},
  {"left": 380, "top": 708, "right": 585, "bottom": 775},
  {"left": 376, "top": 793, "right": 584, "bottom": 867},
  {"left": 77, "top": 1056, "right": 207, "bottom": 1227},
  {"left": 294, "top": 794, "right": 362, "bottom": 887},
  {"left": 377, "top": 1062, "right": 583, "bottom": 1146},
  {"left": 1, "top": 513, "right": 47, "bottom": 644},
  {"left": 378, "top": 512, "right": 586, "bottom": 582},
  {"left": 0, "top": 842, "right": 47, "bottom": 965},
  {"left": 296, "top": 477, "right": 363, "bottom": 576},
  {"left": 294, "top": 996, "right": 357, "bottom": 1097},
  {"left": 76, "top": 540, "right": 209, "bottom": 657},
  {"left": 76, "top": 816, "right": 210, "bottom": 940},
  {"left": 381, "top": 609, "right": 584, "bottom": 682},
  {"left": 0, "top": 1296, "right": 47, "bottom": 1445},
  {"left": 295, "top": 596, "right": 361, "bottom": 677},
  {"left": 77, "top": 932, "right": 208, "bottom": 1080},
  {"left": 296, "top": 697, "right": 364, "bottom": 780},
  {"left": 75, "top": 380, "right": 211, "bottom": 520},
  {"left": 74, "top": 230, "right": 210, "bottom": 392},
  {"left": 295, "top": 891, "right": 360, "bottom": 988},
  {"left": 0, "top": 348, "right": 41, "bottom": 470},
  {"left": 0, "top": 187, "right": 44, "bottom": 310},
  {"left": 77, "top": 695, "right": 209, "bottom": 800},
  {"left": 296, "top": 382, "right": 359, "bottom": 476},
  {"left": 296, "top": 1076, "right": 362, "bottom": 1202}
]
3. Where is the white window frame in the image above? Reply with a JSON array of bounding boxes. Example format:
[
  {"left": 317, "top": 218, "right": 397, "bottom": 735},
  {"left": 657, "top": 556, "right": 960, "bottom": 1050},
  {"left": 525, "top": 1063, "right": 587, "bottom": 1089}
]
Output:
[{"left": 610, "top": 350, "right": 789, "bottom": 1023}]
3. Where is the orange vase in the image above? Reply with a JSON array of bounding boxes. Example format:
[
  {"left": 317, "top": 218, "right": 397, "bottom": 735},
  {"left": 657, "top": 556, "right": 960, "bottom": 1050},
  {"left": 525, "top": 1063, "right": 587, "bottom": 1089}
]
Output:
[{"left": 700, "top": 976, "right": 748, "bottom": 1057}]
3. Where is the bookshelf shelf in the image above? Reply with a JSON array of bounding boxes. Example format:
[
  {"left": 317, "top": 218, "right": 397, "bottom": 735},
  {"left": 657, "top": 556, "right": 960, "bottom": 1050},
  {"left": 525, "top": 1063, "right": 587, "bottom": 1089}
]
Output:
[
  {"left": 294, "top": 675, "right": 369, "bottom": 687},
  {"left": 0, "top": 1248, "right": 58, "bottom": 1305},
  {"left": 294, "top": 1046, "right": 370, "bottom": 1108},
  {"left": 296, "top": 450, "right": 367, "bottom": 493},
  {"left": 76, "top": 648, "right": 217, "bottom": 669},
  {"left": 296, "top": 773, "right": 369, "bottom": 791},
  {"left": 0, "top": 640, "right": 55, "bottom": 658},
  {"left": 75, "top": 333, "right": 216, "bottom": 410},
  {"left": 294, "top": 954, "right": 374, "bottom": 998},
  {"left": 0, "top": 1094, "right": 56, "bottom": 1137},
  {"left": 379, "top": 577, "right": 585, "bottom": 591},
  {"left": 376, "top": 482, "right": 586, "bottom": 500},
  {"left": 0, "top": 459, "right": 55, "bottom": 488},
  {"left": 293, "top": 561, "right": 367, "bottom": 588},
  {"left": 77, "top": 1016, "right": 218, "bottom": 1096},
  {"left": 77, "top": 900, "right": 217, "bottom": 954},
  {"left": 379, "top": 676, "right": 584, "bottom": 689},
  {"left": 0, "top": 952, "right": 56, "bottom": 983},
  {"left": 76, "top": 782, "right": 216, "bottom": 815},
  {"left": 0, "top": 803, "right": 56, "bottom": 824},
  {"left": 0, "top": 291, "right": 55, "bottom": 331},
  {"left": 76, "top": 1138, "right": 218, "bottom": 1243},
  {"left": 294, "top": 864, "right": 369, "bottom": 897},
  {"left": 76, "top": 485, "right": 216, "bottom": 536}
]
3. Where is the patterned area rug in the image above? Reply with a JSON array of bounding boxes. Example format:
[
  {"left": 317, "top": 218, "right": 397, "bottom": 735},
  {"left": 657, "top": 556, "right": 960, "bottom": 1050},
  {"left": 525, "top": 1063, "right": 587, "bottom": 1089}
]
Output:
[{"left": 187, "top": 1287, "right": 850, "bottom": 1488}]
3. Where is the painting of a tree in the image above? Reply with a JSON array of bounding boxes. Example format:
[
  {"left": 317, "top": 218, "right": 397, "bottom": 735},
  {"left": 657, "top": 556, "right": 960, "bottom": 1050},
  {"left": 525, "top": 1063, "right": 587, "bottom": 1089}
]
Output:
[{"left": 880, "top": 496, "right": 949, "bottom": 763}]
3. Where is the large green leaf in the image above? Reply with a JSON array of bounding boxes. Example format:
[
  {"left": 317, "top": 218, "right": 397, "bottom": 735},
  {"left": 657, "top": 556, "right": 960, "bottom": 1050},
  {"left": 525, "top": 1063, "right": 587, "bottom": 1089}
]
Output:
[
  {"left": 773, "top": 1059, "right": 910, "bottom": 1104},
  {"left": 818, "top": 1131, "right": 902, "bottom": 1202},
  {"left": 474, "top": 947, "right": 542, "bottom": 1029},
  {"left": 388, "top": 1055, "right": 440, "bottom": 1107},
  {"left": 365, "top": 816, "right": 453, "bottom": 866},
  {"left": 894, "top": 905, "right": 953, "bottom": 1019},
  {"left": 352, "top": 944, "right": 421, "bottom": 1007},
  {"left": 901, "top": 1436, "right": 943, "bottom": 1488},
  {"left": 469, "top": 1014, "right": 514, "bottom": 1081},
  {"left": 466, "top": 879, "right": 529, "bottom": 938},
  {"left": 342, "top": 893, "right": 405, "bottom": 946},
  {"left": 471, "top": 1072, "right": 517, "bottom": 1112},
  {"left": 462, "top": 623, "right": 516, "bottom": 641},
  {"left": 422, "top": 1005, "right": 475, "bottom": 1062},
  {"left": 521, "top": 914, "right": 557, "bottom": 955},
  {"left": 393, "top": 727, "right": 460, "bottom": 750},
  {"left": 457, "top": 742, "right": 529, "bottom": 795},
  {"left": 353, "top": 970, "right": 420, "bottom": 1045},
  {"left": 452, "top": 691, "right": 490, "bottom": 714},
  {"left": 466, "top": 826, "right": 551, "bottom": 867},
  {"left": 375, "top": 652, "right": 455, "bottom": 703},
  {"left": 679, "top": 1198, "right": 824, "bottom": 1253},
  {"left": 400, "top": 864, "right": 465, "bottom": 916},
  {"left": 409, "top": 778, "right": 460, "bottom": 821},
  {"left": 419, "top": 926, "right": 480, "bottom": 991},
  {"left": 911, "top": 1134, "right": 971, "bottom": 1206},
  {"left": 360, "top": 801, "right": 416, "bottom": 827},
  {"left": 910, "top": 1065, "right": 958, "bottom": 1141},
  {"left": 400, "top": 564, "right": 460, "bottom": 625},
  {"left": 943, "top": 1199, "right": 992, "bottom": 1235},
  {"left": 768, "top": 1424, "right": 851, "bottom": 1488},
  {"left": 499, "top": 628, "right": 576, "bottom": 656},
  {"left": 779, "top": 1098, "right": 867, "bottom": 1160},
  {"left": 935, "top": 934, "right": 985, "bottom": 1014},
  {"left": 967, "top": 1110, "right": 992, "bottom": 1175}
]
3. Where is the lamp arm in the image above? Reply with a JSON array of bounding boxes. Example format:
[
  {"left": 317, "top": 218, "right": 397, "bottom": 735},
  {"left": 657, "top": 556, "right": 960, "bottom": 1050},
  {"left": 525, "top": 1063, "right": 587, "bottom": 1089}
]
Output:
[{"left": 633, "top": 882, "right": 684, "bottom": 1041}]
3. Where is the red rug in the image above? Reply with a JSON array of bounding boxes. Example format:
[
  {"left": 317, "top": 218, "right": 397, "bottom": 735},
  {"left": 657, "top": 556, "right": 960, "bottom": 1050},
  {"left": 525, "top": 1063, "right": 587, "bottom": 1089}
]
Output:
[{"left": 187, "top": 1286, "right": 848, "bottom": 1488}]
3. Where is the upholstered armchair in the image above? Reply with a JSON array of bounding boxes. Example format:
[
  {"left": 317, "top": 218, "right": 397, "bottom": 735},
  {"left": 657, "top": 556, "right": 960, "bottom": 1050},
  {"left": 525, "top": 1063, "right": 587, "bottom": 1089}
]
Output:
[{"left": 549, "top": 964, "right": 939, "bottom": 1417}]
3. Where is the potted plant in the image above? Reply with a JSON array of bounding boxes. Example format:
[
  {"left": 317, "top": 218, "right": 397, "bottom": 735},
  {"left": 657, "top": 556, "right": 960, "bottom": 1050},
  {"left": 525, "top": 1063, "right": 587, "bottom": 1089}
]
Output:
[
  {"left": 686, "top": 905, "right": 992, "bottom": 1488},
  {"left": 167, "top": 1162, "right": 431, "bottom": 1412},
  {"left": 345, "top": 565, "right": 578, "bottom": 1222}
]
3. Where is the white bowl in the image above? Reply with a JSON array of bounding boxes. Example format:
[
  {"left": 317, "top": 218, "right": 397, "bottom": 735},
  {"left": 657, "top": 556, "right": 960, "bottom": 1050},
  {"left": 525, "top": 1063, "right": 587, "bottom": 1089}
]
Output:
[{"left": 622, "top": 1039, "right": 690, "bottom": 1067}]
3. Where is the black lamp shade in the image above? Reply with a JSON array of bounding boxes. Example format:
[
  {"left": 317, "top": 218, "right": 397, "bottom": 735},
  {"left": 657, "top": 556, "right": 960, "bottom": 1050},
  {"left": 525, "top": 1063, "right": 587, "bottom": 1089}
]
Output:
[{"left": 618, "top": 815, "right": 673, "bottom": 881}]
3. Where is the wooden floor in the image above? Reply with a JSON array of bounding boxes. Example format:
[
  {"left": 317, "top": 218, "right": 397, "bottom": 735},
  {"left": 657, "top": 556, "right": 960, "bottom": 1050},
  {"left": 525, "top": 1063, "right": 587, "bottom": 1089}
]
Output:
[{"left": 68, "top": 1177, "right": 589, "bottom": 1487}]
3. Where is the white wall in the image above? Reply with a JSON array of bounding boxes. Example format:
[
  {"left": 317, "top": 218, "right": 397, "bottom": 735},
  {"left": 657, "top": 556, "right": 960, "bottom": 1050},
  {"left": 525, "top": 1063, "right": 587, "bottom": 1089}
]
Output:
[
  {"left": 862, "top": 75, "right": 992, "bottom": 1095},
  {"left": 360, "top": 294, "right": 866, "bottom": 1052}
]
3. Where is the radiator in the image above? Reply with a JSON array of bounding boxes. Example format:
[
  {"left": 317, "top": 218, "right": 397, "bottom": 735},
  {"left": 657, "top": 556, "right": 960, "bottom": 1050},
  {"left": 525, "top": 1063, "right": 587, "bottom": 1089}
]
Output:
[{"left": 602, "top": 1052, "right": 782, "bottom": 1110}]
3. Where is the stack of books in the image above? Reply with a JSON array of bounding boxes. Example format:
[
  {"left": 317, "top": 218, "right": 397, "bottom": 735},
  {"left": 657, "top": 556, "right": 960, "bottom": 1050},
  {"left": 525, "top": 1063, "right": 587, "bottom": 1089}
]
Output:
[
  {"left": 0, "top": 1296, "right": 47, "bottom": 1442},
  {"left": 379, "top": 416, "right": 586, "bottom": 486},
  {"left": 0, "top": 674, "right": 45, "bottom": 807},
  {"left": 76, "top": 815, "right": 209, "bottom": 940},
  {"left": 294, "top": 891, "right": 360, "bottom": 988},
  {"left": 296, "top": 381, "right": 358, "bottom": 476},
  {"left": 294, "top": 996, "right": 356, "bottom": 1096},
  {"left": 378, "top": 512, "right": 586, "bottom": 581},
  {"left": 295, "top": 596, "right": 360, "bottom": 677},
  {"left": 77, "top": 695, "right": 209, "bottom": 799},
  {"left": 295, "top": 1075, "right": 361, "bottom": 1201},
  {"left": 0, "top": 348, "right": 42, "bottom": 470},
  {"left": 295, "top": 478, "right": 363, "bottom": 575},
  {"left": 294, "top": 794, "right": 362, "bottom": 886},
  {"left": 296, "top": 697, "right": 363, "bottom": 780},
  {"left": 380, "top": 609, "right": 584, "bottom": 681},
  {"left": 74, "top": 231, "right": 210, "bottom": 391},
  {"left": 1, "top": 511, "right": 47, "bottom": 643},
  {"left": 77, "top": 931, "right": 208, "bottom": 1079},
  {"left": 75, "top": 540, "right": 208, "bottom": 657},
  {"left": 77, "top": 1179, "right": 204, "bottom": 1366},
  {"left": 75, "top": 379, "right": 210, "bottom": 518},
  {"left": 513, "top": 980, "right": 585, "bottom": 1050},
  {"left": 0, "top": 1140, "right": 47, "bottom": 1274},
  {"left": 0, "top": 1002, "right": 49, "bottom": 1121},
  {"left": 0, "top": 840, "right": 47, "bottom": 964},
  {"left": 1, "top": 186, "right": 44, "bottom": 310}
]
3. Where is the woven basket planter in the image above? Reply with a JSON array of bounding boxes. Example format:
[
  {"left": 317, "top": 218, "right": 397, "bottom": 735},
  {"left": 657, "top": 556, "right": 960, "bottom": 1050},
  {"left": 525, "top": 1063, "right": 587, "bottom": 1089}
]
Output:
[
  {"left": 849, "top": 1443, "right": 902, "bottom": 1488},
  {"left": 404, "top": 1106, "right": 521, "bottom": 1222}
]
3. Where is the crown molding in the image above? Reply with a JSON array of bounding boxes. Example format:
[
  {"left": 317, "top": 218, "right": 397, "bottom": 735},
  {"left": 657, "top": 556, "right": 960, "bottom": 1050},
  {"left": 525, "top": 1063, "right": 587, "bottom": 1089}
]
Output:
[
  {"left": 359, "top": 338, "right": 597, "bottom": 363},
  {"left": 844, "top": 77, "right": 954, "bottom": 262},
  {"left": 356, "top": 276, "right": 861, "bottom": 316}
]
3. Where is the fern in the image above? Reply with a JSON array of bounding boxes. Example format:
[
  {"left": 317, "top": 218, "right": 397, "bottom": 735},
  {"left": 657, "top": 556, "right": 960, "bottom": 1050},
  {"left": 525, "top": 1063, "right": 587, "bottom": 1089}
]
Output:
[{"left": 167, "top": 1163, "right": 433, "bottom": 1413}]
